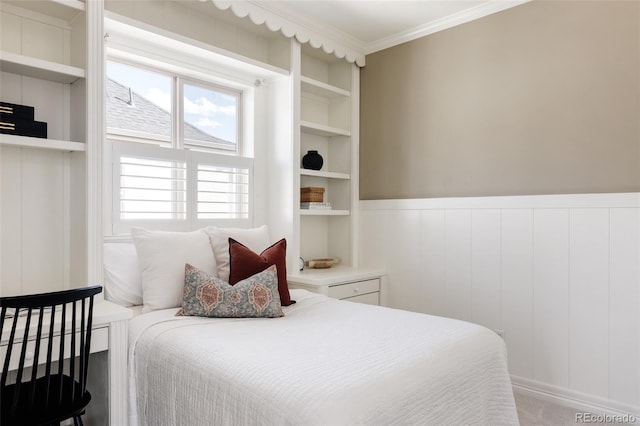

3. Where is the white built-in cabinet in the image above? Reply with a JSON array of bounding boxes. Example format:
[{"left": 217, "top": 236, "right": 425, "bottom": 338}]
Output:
[
  {"left": 285, "top": 44, "right": 386, "bottom": 304},
  {"left": 0, "top": 0, "right": 89, "bottom": 296},
  {"left": 0, "top": 0, "right": 385, "bottom": 303},
  {"left": 297, "top": 45, "right": 356, "bottom": 264}
]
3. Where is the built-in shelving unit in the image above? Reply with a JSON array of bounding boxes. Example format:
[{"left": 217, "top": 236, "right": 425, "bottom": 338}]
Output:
[
  {"left": 293, "top": 43, "right": 359, "bottom": 268},
  {"left": 0, "top": 0, "right": 88, "bottom": 297}
]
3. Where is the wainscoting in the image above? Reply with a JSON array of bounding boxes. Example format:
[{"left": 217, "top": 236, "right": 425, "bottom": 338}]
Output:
[{"left": 359, "top": 193, "right": 639, "bottom": 416}]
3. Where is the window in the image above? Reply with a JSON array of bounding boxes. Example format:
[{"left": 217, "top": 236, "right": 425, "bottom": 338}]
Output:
[
  {"left": 183, "top": 82, "right": 239, "bottom": 152},
  {"left": 106, "top": 60, "right": 251, "bottom": 233},
  {"left": 107, "top": 61, "right": 241, "bottom": 153},
  {"left": 106, "top": 62, "right": 173, "bottom": 145}
]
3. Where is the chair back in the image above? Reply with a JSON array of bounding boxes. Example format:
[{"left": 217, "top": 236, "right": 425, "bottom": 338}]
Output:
[{"left": 0, "top": 286, "right": 103, "bottom": 424}]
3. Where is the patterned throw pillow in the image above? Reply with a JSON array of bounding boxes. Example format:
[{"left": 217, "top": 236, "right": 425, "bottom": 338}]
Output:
[{"left": 177, "top": 263, "right": 284, "bottom": 318}]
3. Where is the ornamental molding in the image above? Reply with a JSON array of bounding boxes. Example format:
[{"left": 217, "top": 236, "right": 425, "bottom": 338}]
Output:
[
  {"left": 208, "top": 0, "right": 367, "bottom": 66},
  {"left": 206, "top": 0, "right": 530, "bottom": 66}
]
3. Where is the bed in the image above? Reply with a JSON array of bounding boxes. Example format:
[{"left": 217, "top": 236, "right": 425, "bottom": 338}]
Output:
[
  {"left": 128, "top": 289, "right": 518, "bottom": 425},
  {"left": 104, "top": 227, "right": 519, "bottom": 425}
]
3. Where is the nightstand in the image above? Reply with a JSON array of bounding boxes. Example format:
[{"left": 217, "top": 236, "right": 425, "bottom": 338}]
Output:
[
  {"left": 287, "top": 266, "right": 387, "bottom": 306},
  {"left": 0, "top": 299, "right": 132, "bottom": 425}
]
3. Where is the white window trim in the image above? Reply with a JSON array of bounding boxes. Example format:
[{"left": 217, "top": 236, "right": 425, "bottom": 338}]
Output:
[
  {"left": 102, "top": 14, "right": 280, "bottom": 237},
  {"left": 107, "top": 58, "right": 244, "bottom": 155}
]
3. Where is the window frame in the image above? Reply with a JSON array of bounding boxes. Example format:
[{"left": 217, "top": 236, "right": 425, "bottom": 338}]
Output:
[
  {"left": 179, "top": 77, "right": 243, "bottom": 154},
  {"left": 106, "top": 58, "right": 244, "bottom": 155},
  {"left": 105, "top": 58, "right": 254, "bottom": 235}
]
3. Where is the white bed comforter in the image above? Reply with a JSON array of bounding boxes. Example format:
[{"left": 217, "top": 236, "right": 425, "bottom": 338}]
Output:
[{"left": 129, "top": 289, "right": 518, "bottom": 426}]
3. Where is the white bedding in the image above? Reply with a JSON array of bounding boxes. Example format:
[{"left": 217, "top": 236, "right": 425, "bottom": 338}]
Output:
[{"left": 129, "top": 289, "right": 519, "bottom": 426}]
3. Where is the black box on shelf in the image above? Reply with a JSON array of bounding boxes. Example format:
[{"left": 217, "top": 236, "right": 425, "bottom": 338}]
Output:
[
  {"left": 0, "top": 118, "right": 47, "bottom": 138},
  {"left": 0, "top": 101, "right": 35, "bottom": 121}
]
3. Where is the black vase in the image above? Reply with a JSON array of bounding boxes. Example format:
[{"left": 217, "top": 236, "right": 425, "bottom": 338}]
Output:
[{"left": 302, "top": 150, "right": 323, "bottom": 170}]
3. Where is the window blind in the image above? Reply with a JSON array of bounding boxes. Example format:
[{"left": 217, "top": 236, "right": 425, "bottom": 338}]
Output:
[
  {"left": 112, "top": 141, "right": 252, "bottom": 233},
  {"left": 197, "top": 162, "right": 250, "bottom": 219}
]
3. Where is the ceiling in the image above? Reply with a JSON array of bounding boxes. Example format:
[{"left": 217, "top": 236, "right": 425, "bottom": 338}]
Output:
[{"left": 254, "top": 0, "right": 528, "bottom": 54}]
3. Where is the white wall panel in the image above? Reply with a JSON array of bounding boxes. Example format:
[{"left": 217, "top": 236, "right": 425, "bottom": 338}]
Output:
[
  {"left": 22, "top": 76, "right": 68, "bottom": 141},
  {"left": 383, "top": 210, "right": 422, "bottom": 311},
  {"left": 532, "top": 209, "right": 570, "bottom": 388},
  {"left": 609, "top": 208, "right": 640, "bottom": 405},
  {"left": 420, "top": 210, "right": 446, "bottom": 317},
  {"left": 20, "top": 150, "right": 67, "bottom": 295},
  {"left": 444, "top": 209, "right": 472, "bottom": 321},
  {"left": 0, "top": 147, "right": 23, "bottom": 296},
  {"left": 569, "top": 209, "right": 610, "bottom": 397},
  {"left": 359, "top": 194, "right": 640, "bottom": 412},
  {"left": 501, "top": 209, "right": 534, "bottom": 378},
  {"left": 1, "top": 71, "right": 22, "bottom": 103},
  {"left": 0, "top": 11, "right": 21, "bottom": 53},
  {"left": 471, "top": 209, "right": 501, "bottom": 330},
  {"left": 0, "top": 149, "right": 68, "bottom": 296},
  {"left": 21, "top": 18, "right": 65, "bottom": 64},
  {"left": 360, "top": 209, "right": 422, "bottom": 311}
]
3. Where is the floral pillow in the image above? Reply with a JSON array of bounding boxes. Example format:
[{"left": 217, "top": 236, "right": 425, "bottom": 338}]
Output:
[{"left": 177, "top": 263, "right": 284, "bottom": 318}]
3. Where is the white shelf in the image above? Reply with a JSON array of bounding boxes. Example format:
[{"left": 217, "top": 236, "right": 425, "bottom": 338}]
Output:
[
  {"left": 2, "top": 0, "right": 85, "bottom": 22},
  {"left": 300, "top": 169, "right": 350, "bottom": 179},
  {"left": 300, "top": 121, "right": 350, "bottom": 137},
  {"left": 51, "top": 0, "right": 86, "bottom": 12},
  {"left": 0, "top": 51, "right": 85, "bottom": 84},
  {"left": 0, "top": 134, "right": 86, "bottom": 152},
  {"left": 300, "top": 209, "right": 350, "bottom": 216},
  {"left": 301, "top": 76, "right": 350, "bottom": 98}
]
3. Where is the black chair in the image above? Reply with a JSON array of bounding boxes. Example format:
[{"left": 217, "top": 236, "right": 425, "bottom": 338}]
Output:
[{"left": 0, "top": 286, "right": 103, "bottom": 426}]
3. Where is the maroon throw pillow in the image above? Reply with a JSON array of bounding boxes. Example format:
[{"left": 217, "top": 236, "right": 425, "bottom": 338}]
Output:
[{"left": 228, "top": 238, "right": 294, "bottom": 306}]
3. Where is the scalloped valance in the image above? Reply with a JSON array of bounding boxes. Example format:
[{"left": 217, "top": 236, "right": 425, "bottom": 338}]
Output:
[{"left": 208, "top": 0, "right": 366, "bottom": 67}]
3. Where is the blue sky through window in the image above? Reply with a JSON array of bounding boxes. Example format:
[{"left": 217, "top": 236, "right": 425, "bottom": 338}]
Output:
[
  {"left": 107, "top": 61, "right": 237, "bottom": 144},
  {"left": 184, "top": 83, "right": 237, "bottom": 144}
]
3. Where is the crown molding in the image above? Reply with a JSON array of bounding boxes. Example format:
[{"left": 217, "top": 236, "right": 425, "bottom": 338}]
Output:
[
  {"left": 209, "top": 0, "right": 367, "bottom": 66},
  {"left": 364, "top": 0, "right": 531, "bottom": 54},
  {"left": 207, "top": 0, "right": 530, "bottom": 65}
]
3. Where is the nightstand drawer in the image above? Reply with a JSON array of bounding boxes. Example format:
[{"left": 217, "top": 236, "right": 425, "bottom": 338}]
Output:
[
  {"left": 328, "top": 279, "right": 380, "bottom": 300},
  {"left": 1, "top": 326, "right": 109, "bottom": 373},
  {"left": 342, "top": 292, "right": 380, "bottom": 305}
]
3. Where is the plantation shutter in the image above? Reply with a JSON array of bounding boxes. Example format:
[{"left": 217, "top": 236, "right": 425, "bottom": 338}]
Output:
[{"left": 112, "top": 141, "right": 252, "bottom": 234}]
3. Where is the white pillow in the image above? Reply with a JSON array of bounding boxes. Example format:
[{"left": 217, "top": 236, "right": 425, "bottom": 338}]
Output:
[
  {"left": 132, "top": 227, "right": 217, "bottom": 313},
  {"left": 103, "top": 243, "right": 143, "bottom": 307},
  {"left": 204, "top": 225, "right": 270, "bottom": 283}
]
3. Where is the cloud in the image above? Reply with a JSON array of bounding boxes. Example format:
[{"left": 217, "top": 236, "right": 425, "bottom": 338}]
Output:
[
  {"left": 194, "top": 117, "right": 222, "bottom": 130},
  {"left": 146, "top": 88, "right": 172, "bottom": 112},
  {"left": 184, "top": 97, "right": 236, "bottom": 117}
]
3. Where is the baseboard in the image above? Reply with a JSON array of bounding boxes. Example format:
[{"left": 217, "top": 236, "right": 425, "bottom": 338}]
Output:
[{"left": 511, "top": 375, "right": 640, "bottom": 422}]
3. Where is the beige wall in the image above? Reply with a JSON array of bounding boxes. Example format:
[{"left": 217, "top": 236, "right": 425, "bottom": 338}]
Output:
[{"left": 360, "top": 0, "right": 640, "bottom": 199}]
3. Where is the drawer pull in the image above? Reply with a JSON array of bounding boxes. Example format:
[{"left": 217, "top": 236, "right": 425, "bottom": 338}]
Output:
[{"left": 353, "top": 288, "right": 359, "bottom": 293}]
